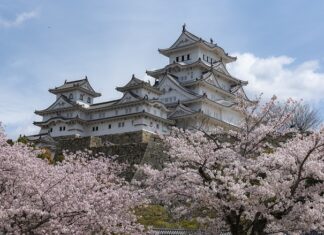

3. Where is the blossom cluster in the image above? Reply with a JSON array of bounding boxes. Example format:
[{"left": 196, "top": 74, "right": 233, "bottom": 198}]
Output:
[
  {"left": 139, "top": 97, "right": 324, "bottom": 234},
  {"left": 0, "top": 129, "right": 147, "bottom": 234}
]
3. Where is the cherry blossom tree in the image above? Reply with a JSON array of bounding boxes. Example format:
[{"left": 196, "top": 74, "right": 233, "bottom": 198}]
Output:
[
  {"left": 0, "top": 127, "right": 147, "bottom": 234},
  {"left": 140, "top": 96, "right": 324, "bottom": 235}
]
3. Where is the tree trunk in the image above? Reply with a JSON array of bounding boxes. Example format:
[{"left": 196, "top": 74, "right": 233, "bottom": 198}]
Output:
[{"left": 227, "top": 211, "right": 267, "bottom": 235}]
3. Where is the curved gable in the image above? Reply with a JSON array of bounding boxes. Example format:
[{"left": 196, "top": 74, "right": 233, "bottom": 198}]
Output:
[
  {"left": 46, "top": 96, "right": 74, "bottom": 111},
  {"left": 158, "top": 75, "right": 199, "bottom": 101}
]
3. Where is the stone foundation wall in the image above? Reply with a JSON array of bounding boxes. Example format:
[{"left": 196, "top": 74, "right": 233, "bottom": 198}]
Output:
[
  {"left": 43, "top": 131, "right": 165, "bottom": 181},
  {"left": 55, "top": 130, "right": 158, "bottom": 150},
  {"left": 52, "top": 131, "right": 165, "bottom": 181}
]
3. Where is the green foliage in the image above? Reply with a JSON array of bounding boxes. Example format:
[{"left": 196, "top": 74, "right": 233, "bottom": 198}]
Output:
[
  {"left": 37, "top": 148, "right": 54, "bottom": 164},
  {"left": 17, "top": 135, "right": 29, "bottom": 145},
  {"left": 6, "top": 139, "right": 14, "bottom": 146},
  {"left": 135, "top": 205, "right": 200, "bottom": 229},
  {"left": 54, "top": 154, "right": 65, "bottom": 164}
]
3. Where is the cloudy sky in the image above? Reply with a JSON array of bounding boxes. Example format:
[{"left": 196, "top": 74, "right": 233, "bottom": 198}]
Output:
[{"left": 1, "top": 0, "right": 324, "bottom": 139}]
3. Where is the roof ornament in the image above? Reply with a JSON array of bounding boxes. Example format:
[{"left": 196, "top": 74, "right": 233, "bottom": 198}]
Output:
[
  {"left": 210, "top": 38, "right": 213, "bottom": 44},
  {"left": 85, "top": 75, "right": 88, "bottom": 80},
  {"left": 132, "top": 74, "right": 135, "bottom": 79},
  {"left": 64, "top": 79, "right": 67, "bottom": 83},
  {"left": 182, "top": 23, "right": 186, "bottom": 32}
]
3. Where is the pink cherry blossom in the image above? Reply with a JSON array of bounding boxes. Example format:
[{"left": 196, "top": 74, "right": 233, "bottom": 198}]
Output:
[
  {"left": 0, "top": 126, "right": 148, "bottom": 234},
  {"left": 139, "top": 97, "right": 324, "bottom": 235}
]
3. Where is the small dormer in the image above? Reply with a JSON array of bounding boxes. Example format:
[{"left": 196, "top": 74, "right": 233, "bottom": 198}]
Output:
[
  {"left": 49, "top": 77, "right": 101, "bottom": 104},
  {"left": 158, "top": 24, "right": 236, "bottom": 65},
  {"left": 116, "top": 74, "right": 162, "bottom": 99}
]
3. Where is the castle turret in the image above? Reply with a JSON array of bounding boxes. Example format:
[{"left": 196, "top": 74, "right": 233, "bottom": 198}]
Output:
[{"left": 48, "top": 76, "right": 101, "bottom": 105}]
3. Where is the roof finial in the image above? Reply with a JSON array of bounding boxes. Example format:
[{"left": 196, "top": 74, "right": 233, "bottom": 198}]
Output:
[
  {"left": 210, "top": 38, "right": 213, "bottom": 44},
  {"left": 182, "top": 23, "right": 186, "bottom": 32},
  {"left": 64, "top": 79, "right": 67, "bottom": 83},
  {"left": 85, "top": 75, "right": 88, "bottom": 80},
  {"left": 132, "top": 74, "right": 135, "bottom": 79}
]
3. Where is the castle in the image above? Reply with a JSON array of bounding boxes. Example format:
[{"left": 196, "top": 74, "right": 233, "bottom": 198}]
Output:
[{"left": 32, "top": 25, "right": 248, "bottom": 139}]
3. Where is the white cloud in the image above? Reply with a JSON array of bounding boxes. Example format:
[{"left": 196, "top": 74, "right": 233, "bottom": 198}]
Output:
[
  {"left": 0, "top": 9, "right": 39, "bottom": 28},
  {"left": 228, "top": 53, "right": 324, "bottom": 104}
]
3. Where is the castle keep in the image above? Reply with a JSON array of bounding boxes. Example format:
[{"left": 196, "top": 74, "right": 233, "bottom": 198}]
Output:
[{"left": 32, "top": 25, "right": 248, "bottom": 140}]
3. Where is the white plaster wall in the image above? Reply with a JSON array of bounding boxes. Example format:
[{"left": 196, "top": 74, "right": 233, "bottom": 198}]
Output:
[
  {"left": 168, "top": 48, "right": 199, "bottom": 64},
  {"left": 133, "top": 88, "right": 159, "bottom": 99},
  {"left": 57, "top": 91, "right": 95, "bottom": 104},
  {"left": 84, "top": 116, "right": 168, "bottom": 136},
  {"left": 197, "top": 48, "right": 220, "bottom": 64},
  {"left": 192, "top": 85, "right": 226, "bottom": 101},
  {"left": 215, "top": 75, "right": 231, "bottom": 91},
  {"left": 47, "top": 121, "right": 85, "bottom": 137},
  {"left": 170, "top": 67, "right": 203, "bottom": 83},
  {"left": 222, "top": 109, "right": 242, "bottom": 126}
]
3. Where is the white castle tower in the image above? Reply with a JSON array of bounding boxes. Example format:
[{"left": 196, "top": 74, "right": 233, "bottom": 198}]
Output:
[
  {"left": 32, "top": 25, "right": 248, "bottom": 139},
  {"left": 147, "top": 24, "right": 249, "bottom": 130}
]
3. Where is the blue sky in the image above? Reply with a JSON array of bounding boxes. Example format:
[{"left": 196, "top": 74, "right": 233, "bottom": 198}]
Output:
[{"left": 1, "top": 0, "right": 324, "bottom": 139}]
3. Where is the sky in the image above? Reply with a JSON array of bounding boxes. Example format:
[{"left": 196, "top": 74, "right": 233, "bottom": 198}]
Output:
[{"left": 1, "top": 0, "right": 324, "bottom": 139}]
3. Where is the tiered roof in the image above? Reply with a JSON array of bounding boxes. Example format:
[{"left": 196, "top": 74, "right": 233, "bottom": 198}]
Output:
[
  {"left": 158, "top": 25, "right": 236, "bottom": 63},
  {"left": 49, "top": 77, "right": 101, "bottom": 97},
  {"left": 147, "top": 59, "right": 247, "bottom": 85},
  {"left": 34, "top": 95, "right": 83, "bottom": 115},
  {"left": 116, "top": 74, "right": 162, "bottom": 94},
  {"left": 34, "top": 110, "right": 174, "bottom": 127}
]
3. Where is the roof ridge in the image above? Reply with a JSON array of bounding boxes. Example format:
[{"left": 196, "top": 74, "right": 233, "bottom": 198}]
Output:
[{"left": 65, "top": 78, "right": 87, "bottom": 84}]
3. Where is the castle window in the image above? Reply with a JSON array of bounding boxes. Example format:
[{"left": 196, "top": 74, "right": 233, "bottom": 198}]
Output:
[
  {"left": 125, "top": 107, "right": 132, "bottom": 114},
  {"left": 207, "top": 56, "right": 209, "bottom": 62},
  {"left": 181, "top": 55, "right": 184, "bottom": 61},
  {"left": 176, "top": 56, "right": 179, "bottom": 62},
  {"left": 156, "top": 123, "right": 159, "bottom": 129},
  {"left": 80, "top": 94, "right": 84, "bottom": 100},
  {"left": 187, "top": 54, "right": 190, "bottom": 60},
  {"left": 50, "top": 128, "right": 53, "bottom": 132},
  {"left": 69, "top": 93, "right": 73, "bottom": 100},
  {"left": 203, "top": 54, "right": 205, "bottom": 60},
  {"left": 108, "top": 124, "right": 111, "bottom": 129},
  {"left": 118, "top": 122, "right": 125, "bottom": 128},
  {"left": 87, "top": 97, "right": 91, "bottom": 103},
  {"left": 92, "top": 126, "right": 99, "bottom": 131},
  {"left": 115, "top": 110, "right": 119, "bottom": 115}
]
